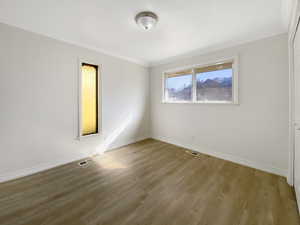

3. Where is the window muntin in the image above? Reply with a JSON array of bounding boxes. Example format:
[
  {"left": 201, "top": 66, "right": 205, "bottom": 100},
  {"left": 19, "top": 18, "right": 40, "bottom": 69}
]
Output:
[
  {"left": 165, "top": 70, "right": 193, "bottom": 102},
  {"left": 163, "top": 60, "right": 237, "bottom": 104},
  {"left": 81, "top": 63, "right": 99, "bottom": 136}
]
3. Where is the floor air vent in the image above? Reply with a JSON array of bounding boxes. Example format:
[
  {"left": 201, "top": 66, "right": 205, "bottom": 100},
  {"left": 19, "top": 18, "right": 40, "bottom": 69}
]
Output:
[
  {"left": 78, "top": 160, "right": 89, "bottom": 167},
  {"left": 186, "top": 150, "right": 200, "bottom": 157}
]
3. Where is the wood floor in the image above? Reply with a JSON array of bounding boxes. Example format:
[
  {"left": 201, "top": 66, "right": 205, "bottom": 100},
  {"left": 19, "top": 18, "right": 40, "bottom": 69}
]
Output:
[{"left": 0, "top": 139, "right": 299, "bottom": 225}]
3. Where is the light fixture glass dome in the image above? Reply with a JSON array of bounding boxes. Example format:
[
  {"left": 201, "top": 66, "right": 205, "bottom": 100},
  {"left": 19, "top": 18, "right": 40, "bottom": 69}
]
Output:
[{"left": 135, "top": 11, "right": 158, "bottom": 30}]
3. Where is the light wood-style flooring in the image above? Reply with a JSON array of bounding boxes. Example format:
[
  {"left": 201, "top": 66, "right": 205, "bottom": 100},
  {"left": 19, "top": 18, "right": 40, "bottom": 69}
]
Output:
[{"left": 0, "top": 139, "right": 299, "bottom": 225}]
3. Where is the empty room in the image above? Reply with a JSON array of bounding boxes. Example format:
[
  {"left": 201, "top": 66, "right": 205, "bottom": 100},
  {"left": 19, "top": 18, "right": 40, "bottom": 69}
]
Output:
[{"left": 1, "top": 0, "right": 300, "bottom": 224}]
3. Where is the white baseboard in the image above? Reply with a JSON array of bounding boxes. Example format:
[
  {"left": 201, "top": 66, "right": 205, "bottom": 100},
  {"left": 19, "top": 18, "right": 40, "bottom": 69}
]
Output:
[
  {"left": 0, "top": 136, "right": 150, "bottom": 183},
  {"left": 0, "top": 154, "right": 90, "bottom": 183},
  {"left": 0, "top": 135, "right": 286, "bottom": 183},
  {"left": 153, "top": 135, "right": 287, "bottom": 177},
  {"left": 103, "top": 136, "right": 149, "bottom": 152}
]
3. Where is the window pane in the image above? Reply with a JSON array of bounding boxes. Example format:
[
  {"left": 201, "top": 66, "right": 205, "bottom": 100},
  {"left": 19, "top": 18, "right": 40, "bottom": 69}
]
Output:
[
  {"left": 166, "top": 74, "right": 192, "bottom": 101},
  {"left": 82, "top": 64, "right": 98, "bottom": 135},
  {"left": 196, "top": 68, "right": 232, "bottom": 102}
]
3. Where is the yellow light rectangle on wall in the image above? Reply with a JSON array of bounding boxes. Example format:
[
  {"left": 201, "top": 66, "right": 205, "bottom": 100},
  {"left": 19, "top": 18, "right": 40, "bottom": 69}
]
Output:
[{"left": 82, "top": 63, "right": 98, "bottom": 136}]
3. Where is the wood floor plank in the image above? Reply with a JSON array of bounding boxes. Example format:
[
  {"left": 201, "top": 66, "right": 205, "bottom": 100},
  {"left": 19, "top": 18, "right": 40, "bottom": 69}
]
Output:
[{"left": 0, "top": 139, "right": 299, "bottom": 225}]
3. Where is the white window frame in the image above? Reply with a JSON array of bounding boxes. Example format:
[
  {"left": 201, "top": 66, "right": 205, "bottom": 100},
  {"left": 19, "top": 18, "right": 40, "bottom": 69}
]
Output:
[
  {"left": 162, "top": 56, "right": 239, "bottom": 104},
  {"left": 78, "top": 58, "right": 102, "bottom": 139}
]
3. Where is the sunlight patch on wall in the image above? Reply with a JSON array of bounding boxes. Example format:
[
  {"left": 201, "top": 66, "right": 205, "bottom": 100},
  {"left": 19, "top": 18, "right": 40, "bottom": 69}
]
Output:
[{"left": 97, "top": 114, "right": 133, "bottom": 153}]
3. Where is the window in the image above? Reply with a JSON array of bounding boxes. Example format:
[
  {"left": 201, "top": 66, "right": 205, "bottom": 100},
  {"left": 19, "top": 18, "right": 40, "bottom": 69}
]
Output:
[
  {"left": 165, "top": 70, "right": 193, "bottom": 102},
  {"left": 163, "top": 58, "right": 238, "bottom": 104},
  {"left": 79, "top": 62, "right": 100, "bottom": 137},
  {"left": 195, "top": 63, "right": 233, "bottom": 102}
]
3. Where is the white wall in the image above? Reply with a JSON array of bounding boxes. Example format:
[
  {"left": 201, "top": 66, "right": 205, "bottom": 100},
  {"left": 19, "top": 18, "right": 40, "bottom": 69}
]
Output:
[
  {"left": 0, "top": 23, "right": 150, "bottom": 182},
  {"left": 150, "top": 34, "right": 289, "bottom": 176},
  {"left": 0, "top": 22, "right": 290, "bottom": 182}
]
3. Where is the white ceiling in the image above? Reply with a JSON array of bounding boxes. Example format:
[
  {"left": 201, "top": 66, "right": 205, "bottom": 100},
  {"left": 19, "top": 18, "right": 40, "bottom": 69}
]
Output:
[{"left": 0, "top": 0, "right": 293, "bottom": 66}]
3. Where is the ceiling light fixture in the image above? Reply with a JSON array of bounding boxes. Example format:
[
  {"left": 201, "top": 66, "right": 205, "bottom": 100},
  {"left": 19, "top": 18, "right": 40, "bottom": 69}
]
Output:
[{"left": 135, "top": 11, "right": 158, "bottom": 30}]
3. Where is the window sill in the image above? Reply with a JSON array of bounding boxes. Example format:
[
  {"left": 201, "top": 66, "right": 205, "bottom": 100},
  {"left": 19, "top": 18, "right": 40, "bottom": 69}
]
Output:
[
  {"left": 78, "top": 132, "right": 101, "bottom": 140},
  {"left": 162, "top": 100, "right": 239, "bottom": 105}
]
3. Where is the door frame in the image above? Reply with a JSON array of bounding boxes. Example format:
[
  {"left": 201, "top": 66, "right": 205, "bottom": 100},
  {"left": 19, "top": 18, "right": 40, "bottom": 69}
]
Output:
[{"left": 288, "top": 0, "right": 300, "bottom": 186}]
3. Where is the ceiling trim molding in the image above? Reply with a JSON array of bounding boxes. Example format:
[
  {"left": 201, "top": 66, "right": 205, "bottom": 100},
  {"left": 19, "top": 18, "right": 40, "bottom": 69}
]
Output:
[
  {"left": 288, "top": 0, "right": 300, "bottom": 35},
  {"left": 148, "top": 31, "right": 287, "bottom": 68},
  {"left": 0, "top": 22, "right": 149, "bottom": 68}
]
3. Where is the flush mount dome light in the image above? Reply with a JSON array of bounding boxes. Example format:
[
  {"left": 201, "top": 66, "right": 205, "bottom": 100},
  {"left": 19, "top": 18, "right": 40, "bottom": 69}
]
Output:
[{"left": 135, "top": 11, "right": 158, "bottom": 30}]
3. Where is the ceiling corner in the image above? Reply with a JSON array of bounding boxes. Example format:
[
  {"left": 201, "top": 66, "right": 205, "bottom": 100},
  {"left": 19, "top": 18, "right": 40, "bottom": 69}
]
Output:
[{"left": 282, "top": 0, "right": 297, "bottom": 29}]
